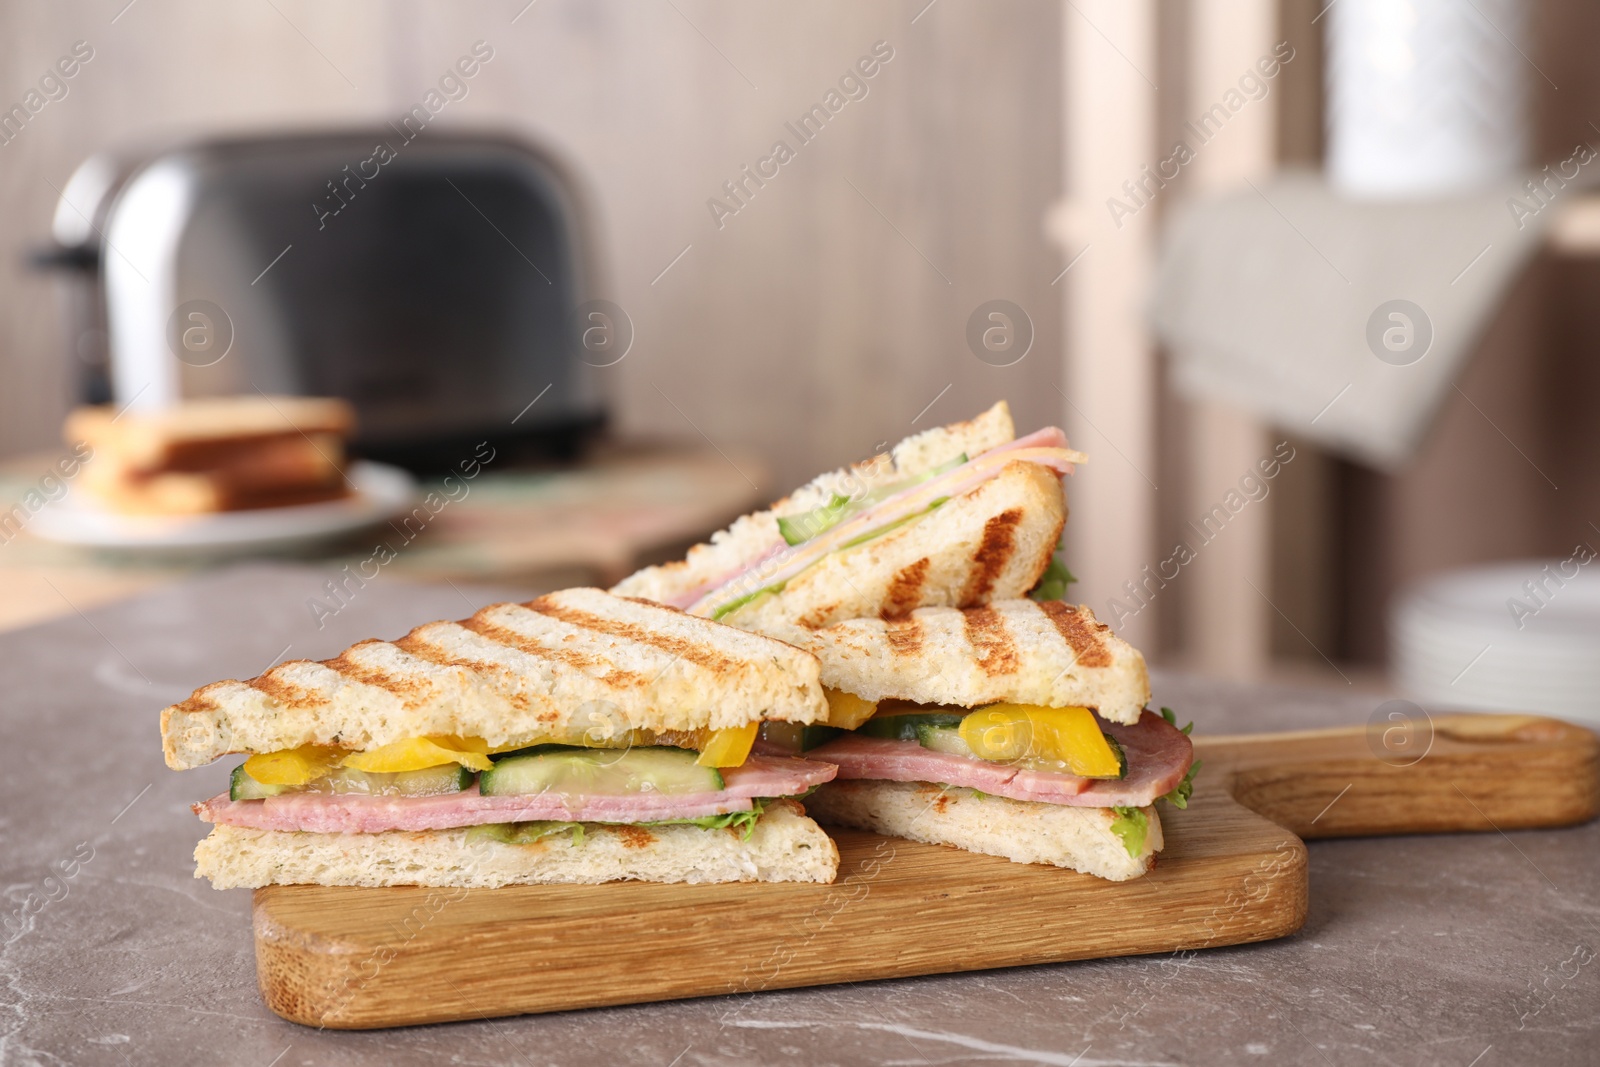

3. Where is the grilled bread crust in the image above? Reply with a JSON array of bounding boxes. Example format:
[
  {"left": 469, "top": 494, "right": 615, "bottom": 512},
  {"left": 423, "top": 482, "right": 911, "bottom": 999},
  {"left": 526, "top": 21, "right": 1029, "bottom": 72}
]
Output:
[
  {"left": 801, "top": 599, "right": 1150, "bottom": 723},
  {"left": 806, "top": 781, "right": 1160, "bottom": 881},
  {"left": 160, "top": 588, "right": 826, "bottom": 770},
  {"left": 193, "top": 799, "right": 838, "bottom": 888},
  {"left": 727, "top": 461, "right": 1066, "bottom": 642},
  {"left": 612, "top": 401, "right": 1019, "bottom": 608}
]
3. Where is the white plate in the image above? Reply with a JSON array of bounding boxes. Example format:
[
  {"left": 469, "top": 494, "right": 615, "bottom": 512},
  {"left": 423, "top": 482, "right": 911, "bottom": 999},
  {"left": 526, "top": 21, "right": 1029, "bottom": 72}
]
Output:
[{"left": 29, "top": 461, "right": 417, "bottom": 555}]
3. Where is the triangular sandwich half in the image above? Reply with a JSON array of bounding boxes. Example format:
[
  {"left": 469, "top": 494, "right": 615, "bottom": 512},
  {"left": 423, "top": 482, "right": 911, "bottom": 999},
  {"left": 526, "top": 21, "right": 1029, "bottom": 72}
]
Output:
[
  {"left": 162, "top": 588, "right": 840, "bottom": 888},
  {"left": 611, "top": 402, "right": 1084, "bottom": 641},
  {"left": 770, "top": 599, "right": 1194, "bottom": 882}
]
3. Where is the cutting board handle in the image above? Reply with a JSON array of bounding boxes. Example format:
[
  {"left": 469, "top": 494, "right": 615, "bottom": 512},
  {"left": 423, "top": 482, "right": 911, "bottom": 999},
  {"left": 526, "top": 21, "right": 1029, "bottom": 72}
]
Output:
[{"left": 1194, "top": 712, "right": 1600, "bottom": 840}]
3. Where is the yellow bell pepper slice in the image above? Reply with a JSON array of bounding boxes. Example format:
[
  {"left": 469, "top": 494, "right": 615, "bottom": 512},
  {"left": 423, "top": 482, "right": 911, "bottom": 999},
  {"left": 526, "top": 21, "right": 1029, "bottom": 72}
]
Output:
[
  {"left": 695, "top": 722, "right": 759, "bottom": 767},
  {"left": 823, "top": 688, "right": 879, "bottom": 730},
  {"left": 958, "top": 704, "right": 1121, "bottom": 778},
  {"left": 341, "top": 735, "right": 494, "bottom": 773},
  {"left": 243, "top": 745, "right": 343, "bottom": 786}
]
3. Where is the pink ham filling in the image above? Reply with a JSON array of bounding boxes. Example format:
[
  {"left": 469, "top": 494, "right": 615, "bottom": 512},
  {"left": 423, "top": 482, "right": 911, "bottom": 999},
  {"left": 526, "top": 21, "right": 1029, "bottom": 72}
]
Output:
[
  {"left": 806, "top": 710, "right": 1193, "bottom": 808},
  {"left": 666, "top": 427, "right": 1076, "bottom": 611},
  {"left": 197, "top": 754, "right": 837, "bottom": 834}
]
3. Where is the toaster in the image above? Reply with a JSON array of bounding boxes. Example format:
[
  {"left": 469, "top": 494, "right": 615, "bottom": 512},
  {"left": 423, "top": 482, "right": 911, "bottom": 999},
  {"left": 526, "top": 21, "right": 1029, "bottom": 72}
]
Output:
[{"left": 36, "top": 130, "right": 608, "bottom": 469}]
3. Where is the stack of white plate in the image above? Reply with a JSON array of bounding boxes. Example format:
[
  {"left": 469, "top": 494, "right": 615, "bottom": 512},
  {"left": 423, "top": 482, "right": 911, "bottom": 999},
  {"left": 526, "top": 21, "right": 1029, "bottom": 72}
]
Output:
[{"left": 1392, "top": 559, "right": 1600, "bottom": 727}]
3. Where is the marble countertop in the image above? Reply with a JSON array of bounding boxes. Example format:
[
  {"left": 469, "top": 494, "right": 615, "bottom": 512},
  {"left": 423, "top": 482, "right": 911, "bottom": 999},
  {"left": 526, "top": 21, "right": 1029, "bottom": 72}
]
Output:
[{"left": 2, "top": 565, "right": 1595, "bottom": 1067}]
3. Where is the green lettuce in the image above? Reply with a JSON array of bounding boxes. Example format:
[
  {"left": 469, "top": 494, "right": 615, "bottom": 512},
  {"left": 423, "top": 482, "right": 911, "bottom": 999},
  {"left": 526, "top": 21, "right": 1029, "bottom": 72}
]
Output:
[
  {"left": 1029, "top": 536, "right": 1076, "bottom": 601},
  {"left": 1160, "top": 760, "right": 1201, "bottom": 810},
  {"left": 1156, "top": 706, "right": 1199, "bottom": 810},
  {"left": 644, "top": 798, "right": 768, "bottom": 839},
  {"left": 465, "top": 799, "right": 775, "bottom": 846},
  {"left": 1109, "top": 806, "right": 1149, "bottom": 858}
]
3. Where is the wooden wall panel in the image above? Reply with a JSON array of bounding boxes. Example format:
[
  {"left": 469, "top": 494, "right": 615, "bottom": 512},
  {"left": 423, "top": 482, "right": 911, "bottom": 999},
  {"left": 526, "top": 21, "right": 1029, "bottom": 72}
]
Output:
[{"left": 0, "top": 0, "right": 1063, "bottom": 500}]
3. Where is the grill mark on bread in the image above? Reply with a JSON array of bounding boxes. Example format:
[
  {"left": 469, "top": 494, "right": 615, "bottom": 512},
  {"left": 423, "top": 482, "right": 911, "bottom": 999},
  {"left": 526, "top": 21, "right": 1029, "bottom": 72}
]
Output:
[
  {"left": 1038, "top": 601, "right": 1112, "bottom": 668},
  {"left": 884, "top": 617, "right": 923, "bottom": 657},
  {"left": 460, "top": 615, "right": 647, "bottom": 689},
  {"left": 880, "top": 558, "right": 931, "bottom": 620},
  {"left": 246, "top": 666, "right": 323, "bottom": 710},
  {"left": 393, "top": 634, "right": 535, "bottom": 711},
  {"left": 798, "top": 603, "right": 842, "bottom": 630},
  {"left": 527, "top": 597, "right": 738, "bottom": 672},
  {"left": 614, "top": 825, "right": 656, "bottom": 849},
  {"left": 962, "top": 606, "right": 1019, "bottom": 676},
  {"left": 960, "top": 508, "right": 1023, "bottom": 605},
  {"left": 324, "top": 643, "right": 428, "bottom": 699}
]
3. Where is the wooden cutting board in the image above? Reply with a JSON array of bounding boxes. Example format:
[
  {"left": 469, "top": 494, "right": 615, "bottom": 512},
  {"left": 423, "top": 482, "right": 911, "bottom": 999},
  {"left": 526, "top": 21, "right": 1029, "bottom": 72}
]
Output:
[{"left": 253, "top": 712, "right": 1599, "bottom": 1029}]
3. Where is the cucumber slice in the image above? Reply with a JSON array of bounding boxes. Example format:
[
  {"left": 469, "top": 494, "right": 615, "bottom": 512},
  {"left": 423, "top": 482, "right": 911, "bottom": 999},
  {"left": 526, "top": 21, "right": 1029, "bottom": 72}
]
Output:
[
  {"left": 230, "top": 764, "right": 290, "bottom": 800},
  {"left": 777, "top": 493, "right": 852, "bottom": 546},
  {"left": 227, "top": 762, "right": 473, "bottom": 800},
  {"left": 758, "top": 723, "right": 845, "bottom": 753},
  {"left": 914, "top": 723, "right": 974, "bottom": 757},
  {"left": 801, "top": 725, "right": 845, "bottom": 750},
  {"left": 857, "top": 711, "right": 967, "bottom": 741},
  {"left": 479, "top": 746, "right": 724, "bottom": 797},
  {"left": 773, "top": 454, "right": 970, "bottom": 548},
  {"left": 328, "top": 764, "right": 475, "bottom": 796}
]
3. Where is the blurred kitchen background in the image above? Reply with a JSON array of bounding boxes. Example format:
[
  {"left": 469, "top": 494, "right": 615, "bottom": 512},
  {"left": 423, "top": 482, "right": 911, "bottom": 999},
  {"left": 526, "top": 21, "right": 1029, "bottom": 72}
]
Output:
[{"left": 1, "top": 0, "right": 1597, "bottom": 719}]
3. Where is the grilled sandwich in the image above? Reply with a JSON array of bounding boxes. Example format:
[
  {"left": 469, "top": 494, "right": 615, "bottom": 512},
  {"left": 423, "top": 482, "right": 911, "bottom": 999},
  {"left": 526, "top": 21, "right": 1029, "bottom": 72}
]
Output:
[
  {"left": 611, "top": 402, "right": 1084, "bottom": 641},
  {"left": 162, "top": 588, "right": 841, "bottom": 888},
  {"left": 773, "top": 599, "right": 1195, "bottom": 882}
]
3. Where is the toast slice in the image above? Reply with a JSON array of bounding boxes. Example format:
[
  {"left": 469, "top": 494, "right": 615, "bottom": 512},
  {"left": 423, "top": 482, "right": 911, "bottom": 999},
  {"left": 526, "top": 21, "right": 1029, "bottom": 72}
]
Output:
[
  {"left": 612, "top": 402, "right": 1019, "bottom": 609},
  {"left": 68, "top": 396, "right": 355, "bottom": 472},
  {"left": 802, "top": 599, "right": 1150, "bottom": 724},
  {"left": 160, "top": 588, "right": 827, "bottom": 770},
  {"left": 806, "top": 781, "right": 1160, "bottom": 881},
  {"left": 195, "top": 798, "right": 838, "bottom": 888},
  {"left": 613, "top": 402, "right": 1070, "bottom": 640}
]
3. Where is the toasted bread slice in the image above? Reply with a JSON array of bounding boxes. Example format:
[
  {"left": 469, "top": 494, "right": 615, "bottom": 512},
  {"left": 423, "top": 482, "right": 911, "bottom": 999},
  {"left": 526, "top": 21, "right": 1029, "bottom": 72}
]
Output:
[
  {"left": 612, "top": 401, "right": 1022, "bottom": 610},
  {"left": 160, "top": 588, "right": 826, "bottom": 770},
  {"left": 68, "top": 396, "right": 354, "bottom": 472},
  {"left": 801, "top": 599, "right": 1149, "bottom": 724},
  {"left": 729, "top": 462, "right": 1065, "bottom": 640},
  {"left": 806, "top": 780, "right": 1159, "bottom": 881},
  {"left": 193, "top": 799, "right": 838, "bottom": 888}
]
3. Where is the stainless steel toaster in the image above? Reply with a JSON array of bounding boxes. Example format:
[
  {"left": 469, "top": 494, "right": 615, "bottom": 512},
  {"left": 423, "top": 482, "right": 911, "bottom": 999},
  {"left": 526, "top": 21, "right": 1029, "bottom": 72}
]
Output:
[{"left": 36, "top": 130, "right": 608, "bottom": 469}]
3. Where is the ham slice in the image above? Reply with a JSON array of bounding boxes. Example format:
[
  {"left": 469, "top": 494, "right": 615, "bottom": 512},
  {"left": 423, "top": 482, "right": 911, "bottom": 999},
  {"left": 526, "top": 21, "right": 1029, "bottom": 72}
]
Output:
[
  {"left": 197, "top": 755, "right": 836, "bottom": 834},
  {"left": 806, "top": 710, "right": 1193, "bottom": 808},
  {"left": 684, "top": 428, "right": 1085, "bottom": 617}
]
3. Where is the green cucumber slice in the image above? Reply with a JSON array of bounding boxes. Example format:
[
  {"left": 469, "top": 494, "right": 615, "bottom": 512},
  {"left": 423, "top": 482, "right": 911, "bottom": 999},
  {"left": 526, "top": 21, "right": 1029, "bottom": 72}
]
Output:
[
  {"left": 771, "top": 454, "right": 969, "bottom": 548},
  {"left": 857, "top": 711, "right": 967, "bottom": 741},
  {"left": 479, "top": 746, "right": 724, "bottom": 797},
  {"left": 759, "top": 723, "right": 845, "bottom": 753},
  {"left": 227, "top": 762, "right": 474, "bottom": 800},
  {"left": 914, "top": 723, "right": 974, "bottom": 757},
  {"left": 230, "top": 764, "right": 290, "bottom": 800},
  {"left": 777, "top": 493, "right": 851, "bottom": 546}
]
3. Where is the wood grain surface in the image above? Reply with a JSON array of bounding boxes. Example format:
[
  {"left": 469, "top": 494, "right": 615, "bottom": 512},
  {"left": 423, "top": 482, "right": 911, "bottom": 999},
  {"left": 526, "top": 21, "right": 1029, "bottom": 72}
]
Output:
[{"left": 252, "top": 712, "right": 1599, "bottom": 1029}]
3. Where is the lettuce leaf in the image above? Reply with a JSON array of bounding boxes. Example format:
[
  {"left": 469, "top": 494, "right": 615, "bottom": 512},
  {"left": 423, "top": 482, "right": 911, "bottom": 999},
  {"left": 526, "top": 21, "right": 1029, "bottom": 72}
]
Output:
[
  {"left": 1159, "top": 706, "right": 1194, "bottom": 735},
  {"left": 1109, "top": 806, "right": 1149, "bottom": 858},
  {"left": 1156, "top": 706, "right": 1199, "bottom": 809},
  {"left": 467, "top": 799, "right": 775, "bottom": 846},
  {"left": 644, "top": 797, "right": 768, "bottom": 839},
  {"left": 1029, "top": 536, "right": 1076, "bottom": 602},
  {"left": 1160, "top": 759, "right": 1201, "bottom": 810}
]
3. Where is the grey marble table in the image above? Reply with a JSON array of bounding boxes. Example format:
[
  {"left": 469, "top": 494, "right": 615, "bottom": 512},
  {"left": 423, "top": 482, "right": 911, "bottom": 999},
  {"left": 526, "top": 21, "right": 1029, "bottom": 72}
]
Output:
[{"left": 1, "top": 565, "right": 1595, "bottom": 1067}]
